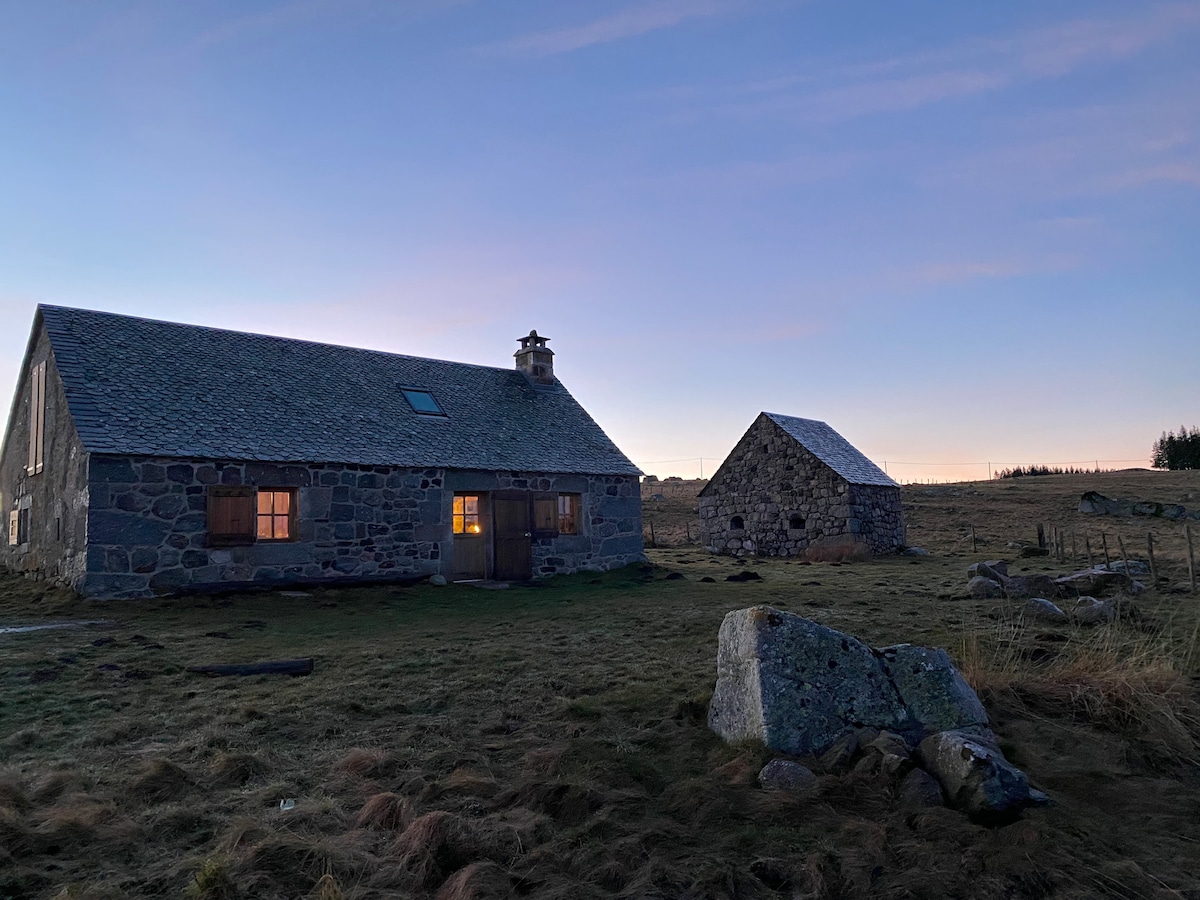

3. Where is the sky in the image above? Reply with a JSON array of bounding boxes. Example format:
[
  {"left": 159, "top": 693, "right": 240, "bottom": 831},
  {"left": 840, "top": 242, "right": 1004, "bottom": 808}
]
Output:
[{"left": 1, "top": 1, "right": 1197, "bottom": 484}]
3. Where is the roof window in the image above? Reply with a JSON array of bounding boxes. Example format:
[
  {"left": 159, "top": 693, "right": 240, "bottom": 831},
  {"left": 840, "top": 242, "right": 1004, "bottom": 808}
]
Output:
[{"left": 400, "top": 388, "right": 446, "bottom": 416}]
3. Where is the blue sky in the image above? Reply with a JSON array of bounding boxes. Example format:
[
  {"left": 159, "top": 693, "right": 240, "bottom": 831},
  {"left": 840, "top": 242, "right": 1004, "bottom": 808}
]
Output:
[{"left": 2, "top": 1, "right": 1197, "bottom": 483}]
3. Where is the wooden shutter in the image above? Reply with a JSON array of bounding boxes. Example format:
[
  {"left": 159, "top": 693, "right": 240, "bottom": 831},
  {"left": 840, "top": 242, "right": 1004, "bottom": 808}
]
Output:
[
  {"left": 531, "top": 493, "right": 558, "bottom": 537},
  {"left": 7, "top": 510, "right": 17, "bottom": 546},
  {"left": 208, "top": 487, "right": 256, "bottom": 545},
  {"left": 27, "top": 362, "right": 45, "bottom": 475}
]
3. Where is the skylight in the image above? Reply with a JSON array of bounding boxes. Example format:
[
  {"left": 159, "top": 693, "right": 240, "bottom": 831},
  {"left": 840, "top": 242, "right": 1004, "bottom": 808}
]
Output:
[{"left": 400, "top": 388, "right": 445, "bottom": 416}]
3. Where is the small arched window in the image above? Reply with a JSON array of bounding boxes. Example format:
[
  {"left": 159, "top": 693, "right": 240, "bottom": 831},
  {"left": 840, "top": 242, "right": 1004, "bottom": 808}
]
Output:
[
  {"left": 789, "top": 515, "right": 805, "bottom": 530},
  {"left": 730, "top": 516, "right": 745, "bottom": 531}
]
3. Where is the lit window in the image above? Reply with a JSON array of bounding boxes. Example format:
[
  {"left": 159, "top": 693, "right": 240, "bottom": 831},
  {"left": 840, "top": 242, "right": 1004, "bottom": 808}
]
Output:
[
  {"left": 558, "top": 494, "right": 579, "bottom": 534},
  {"left": 401, "top": 388, "right": 445, "bottom": 416},
  {"left": 454, "top": 495, "right": 481, "bottom": 534},
  {"left": 257, "top": 489, "right": 293, "bottom": 540}
]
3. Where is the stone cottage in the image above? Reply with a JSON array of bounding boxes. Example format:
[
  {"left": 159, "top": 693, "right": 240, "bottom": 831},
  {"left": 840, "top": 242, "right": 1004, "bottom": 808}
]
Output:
[
  {"left": 699, "top": 412, "right": 903, "bottom": 557},
  {"left": 1, "top": 306, "right": 643, "bottom": 598}
]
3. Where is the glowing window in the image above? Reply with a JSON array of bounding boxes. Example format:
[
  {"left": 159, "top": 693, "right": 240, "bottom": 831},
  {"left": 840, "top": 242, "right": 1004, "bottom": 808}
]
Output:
[
  {"left": 453, "top": 495, "right": 481, "bottom": 534},
  {"left": 256, "top": 489, "right": 294, "bottom": 540},
  {"left": 558, "top": 494, "right": 579, "bottom": 535}
]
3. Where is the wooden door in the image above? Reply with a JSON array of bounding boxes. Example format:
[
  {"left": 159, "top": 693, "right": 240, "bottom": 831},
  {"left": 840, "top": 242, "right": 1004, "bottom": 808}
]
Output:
[{"left": 493, "top": 494, "right": 532, "bottom": 581}]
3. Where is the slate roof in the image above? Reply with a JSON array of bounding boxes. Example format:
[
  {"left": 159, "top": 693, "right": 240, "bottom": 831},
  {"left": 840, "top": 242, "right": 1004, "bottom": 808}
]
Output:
[
  {"left": 38, "top": 305, "right": 640, "bottom": 475},
  {"left": 764, "top": 413, "right": 897, "bottom": 487}
]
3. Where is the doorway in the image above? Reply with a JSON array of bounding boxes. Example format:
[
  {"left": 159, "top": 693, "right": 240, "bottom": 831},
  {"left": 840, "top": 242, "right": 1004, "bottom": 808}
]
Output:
[{"left": 492, "top": 492, "right": 532, "bottom": 581}]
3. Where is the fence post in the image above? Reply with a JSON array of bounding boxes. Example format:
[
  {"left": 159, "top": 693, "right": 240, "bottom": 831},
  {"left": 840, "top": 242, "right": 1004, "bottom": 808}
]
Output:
[
  {"left": 1147, "top": 532, "right": 1157, "bottom": 586},
  {"left": 1117, "top": 534, "right": 1130, "bottom": 578},
  {"left": 1037, "top": 523, "right": 1045, "bottom": 549},
  {"left": 1101, "top": 533, "right": 1111, "bottom": 570},
  {"left": 1187, "top": 524, "right": 1196, "bottom": 594},
  {"left": 1071, "top": 530, "right": 1076, "bottom": 565},
  {"left": 649, "top": 520, "right": 656, "bottom": 549},
  {"left": 971, "top": 525, "right": 976, "bottom": 553}
]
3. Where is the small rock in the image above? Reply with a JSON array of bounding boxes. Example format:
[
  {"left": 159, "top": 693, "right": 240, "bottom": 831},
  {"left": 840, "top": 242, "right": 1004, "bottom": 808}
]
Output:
[
  {"left": 665, "top": 572, "right": 686, "bottom": 580},
  {"left": 967, "top": 576, "right": 1003, "bottom": 599},
  {"left": 818, "top": 732, "right": 859, "bottom": 773},
  {"left": 902, "top": 547, "right": 930, "bottom": 556},
  {"left": 1072, "top": 596, "right": 1116, "bottom": 625},
  {"left": 726, "top": 570, "right": 763, "bottom": 582},
  {"left": 967, "top": 560, "right": 1008, "bottom": 581},
  {"left": 428, "top": 574, "right": 448, "bottom": 587},
  {"left": 898, "top": 767, "right": 944, "bottom": 809},
  {"left": 757, "top": 759, "right": 817, "bottom": 792},
  {"left": 700, "top": 576, "right": 716, "bottom": 583},
  {"left": 918, "top": 730, "right": 1030, "bottom": 820},
  {"left": 1107, "top": 559, "right": 1150, "bottom": 577},
  {"left": 1018, "top": 546, "right": 1050, "bottom": 558},
  {"left": 1021, "top": 598, "right": 1068, "bottom": 623}
]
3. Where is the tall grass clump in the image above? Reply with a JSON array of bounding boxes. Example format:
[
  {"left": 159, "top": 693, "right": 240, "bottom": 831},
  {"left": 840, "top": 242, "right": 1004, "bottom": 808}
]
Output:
[{"left": 959, "top": 613, "right": 1200, "bottom": 765}]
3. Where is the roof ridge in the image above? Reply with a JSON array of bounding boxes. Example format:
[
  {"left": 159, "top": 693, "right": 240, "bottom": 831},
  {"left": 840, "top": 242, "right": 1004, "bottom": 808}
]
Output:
[{"left": 37, "top": 304, "right": 517, "bottom": 376}]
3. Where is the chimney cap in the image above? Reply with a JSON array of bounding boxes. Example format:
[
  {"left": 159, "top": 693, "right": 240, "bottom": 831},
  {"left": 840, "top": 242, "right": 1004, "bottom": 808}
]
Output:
[{"left": 517, "top": 329, "right": 551, "bottom": 349}]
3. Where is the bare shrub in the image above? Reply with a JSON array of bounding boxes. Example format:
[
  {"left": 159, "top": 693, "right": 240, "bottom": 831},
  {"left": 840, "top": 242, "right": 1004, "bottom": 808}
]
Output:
[{"left": 355, "top": 792, "right": 413, "bottom": 831}]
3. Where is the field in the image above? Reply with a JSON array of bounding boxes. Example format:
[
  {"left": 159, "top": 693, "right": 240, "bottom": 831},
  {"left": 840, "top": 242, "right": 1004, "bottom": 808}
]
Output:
[{"left": 2, "top": 470, "right": 1200, "bottom": 899}]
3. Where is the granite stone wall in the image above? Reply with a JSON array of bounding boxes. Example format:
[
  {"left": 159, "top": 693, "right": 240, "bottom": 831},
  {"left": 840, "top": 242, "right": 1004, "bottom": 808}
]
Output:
[
  {"left": 698, "top": 416, "right": 904, "bottom": 558},
  {"left": 0, "top": 323, "right": 90, "bottom": 589},
  {"left": 81, "top": 457, "right": 644, "bottom": 599}
]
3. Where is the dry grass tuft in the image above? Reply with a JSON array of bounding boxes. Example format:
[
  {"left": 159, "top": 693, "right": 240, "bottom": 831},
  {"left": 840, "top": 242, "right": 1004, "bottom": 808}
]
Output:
[
  {"left": 389, "top": 811, "right": 474, "bottom": 888},
  {"left": 354, "top": 792, "right": 413, "bottom": 831},
  {"left": 434, "top": 861, "right": 513, "bottom": 900},
  {"left": 209, "top": 751, "right": 269, "bottom": 787},
  {"left": 185, "top": 857, "right": 241, "bottom": 900},
  {"left": 237, "top": 831, "right": 370, "bottom": 891},
  {"left": 960, "top": 617, "right": 1200, "bottom": 764},
  {"left": 334, "top": 747, "right": 396, "bottom": 779},
  {"left": 29, "top": 770, "right": 90, "bottom": 803},
  {"left": 0, "top": 775, "right": 31, "bottom": 814},
  {"left": 34, "top": 794, "right": 138, "bottom": 848},
  {"left": 129, "top": 758, "right": 196, "bottom": 803},
  {"left": 802, "top": 541, "right": 870, "bottom": 563},
  {"left": 313, "top": 872, "right": 347, "bottom": 900}
]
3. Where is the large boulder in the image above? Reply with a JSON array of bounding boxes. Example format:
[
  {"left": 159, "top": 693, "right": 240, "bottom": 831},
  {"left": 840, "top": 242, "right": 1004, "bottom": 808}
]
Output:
[
  {"left": 1072, "top": 596, "right": 1117, "bottom": 625},
  {"left": 1078, "top": 491, "right": 1132, "bottom": 516},
  {"left": 708, "top": 607, "right": 909, "bottom": 756},
  {"left": 876, "top": 645, "right": 989, "bottom": 734},
  {"left": 1055, "top": 567, "right": 1136, "bottom": 597},
  {"left": 917, "top": 730, "right": 1031, "bottom": 820},
  {"left": 1020, "top": 598, "right": 1068, "bottom": 623},
  {"left": 1001, "top": 573, "right": 1061, "bottom": 600}
]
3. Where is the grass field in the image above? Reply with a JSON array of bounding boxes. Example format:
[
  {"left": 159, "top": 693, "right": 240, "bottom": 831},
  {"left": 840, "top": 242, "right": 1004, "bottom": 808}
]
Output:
[{"left": 2, "top": 470, "right": 1199, "bottom": 899}]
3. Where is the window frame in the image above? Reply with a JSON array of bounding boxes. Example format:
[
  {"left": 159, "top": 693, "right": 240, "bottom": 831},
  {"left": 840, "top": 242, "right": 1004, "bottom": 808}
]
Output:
[
  {"left": 256, "top": 488, "right": 298, "bottom": 542},
  {"left": 453, "top": 494, "right": 483, "bottom": 536},
  {"left": 400, "top": 387, "right": 447, "bottom": 417},
  {"left": 557, "top": 493, "right": 580, "bottom": 535}
]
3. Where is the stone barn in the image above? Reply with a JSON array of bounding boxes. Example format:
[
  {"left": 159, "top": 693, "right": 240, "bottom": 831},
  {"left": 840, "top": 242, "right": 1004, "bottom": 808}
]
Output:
[
  {"left": 1, "top": 306, "right": 644, "bottom": 598},
  {"left": 698, "top": 412, "right": 904, "bottom": 557}
]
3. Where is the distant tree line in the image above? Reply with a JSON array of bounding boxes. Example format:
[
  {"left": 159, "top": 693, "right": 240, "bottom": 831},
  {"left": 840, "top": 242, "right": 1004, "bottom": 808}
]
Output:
[
  {"left": 1152, "top": 426, "right": 1200, "bottom": 470},
  {"left": 994, "top": 465, "right": 1108, "bottom": 479}
]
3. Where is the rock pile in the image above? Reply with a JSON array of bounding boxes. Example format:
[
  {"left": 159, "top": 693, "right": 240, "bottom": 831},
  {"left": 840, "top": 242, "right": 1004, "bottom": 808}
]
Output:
[
  {"left": 963, "top": 560, "right": 1143, "bottom": 602},
  {"left": 708, "top": 606, "right": 1044, "bottom": 820},
  {"left": 1079, "top": 490, "right": 1199, "bottom": 520}
]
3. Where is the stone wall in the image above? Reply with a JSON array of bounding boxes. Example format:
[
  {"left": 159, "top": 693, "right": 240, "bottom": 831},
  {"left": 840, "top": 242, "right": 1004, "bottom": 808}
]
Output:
[
  {"left": 82, "top": 457, "right": 644, "bottom": 598},
  {"left": 698, "top": 415, "right": 903, "bottom": 557},
  {"left": 0, "top": 323, "right": 90, "bottom": 589}
]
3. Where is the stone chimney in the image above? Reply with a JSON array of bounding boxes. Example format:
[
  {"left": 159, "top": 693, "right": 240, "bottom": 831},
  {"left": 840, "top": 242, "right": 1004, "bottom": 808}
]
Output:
[{"left": 515, "top": 330, "right": 555, "bottom": 385}]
